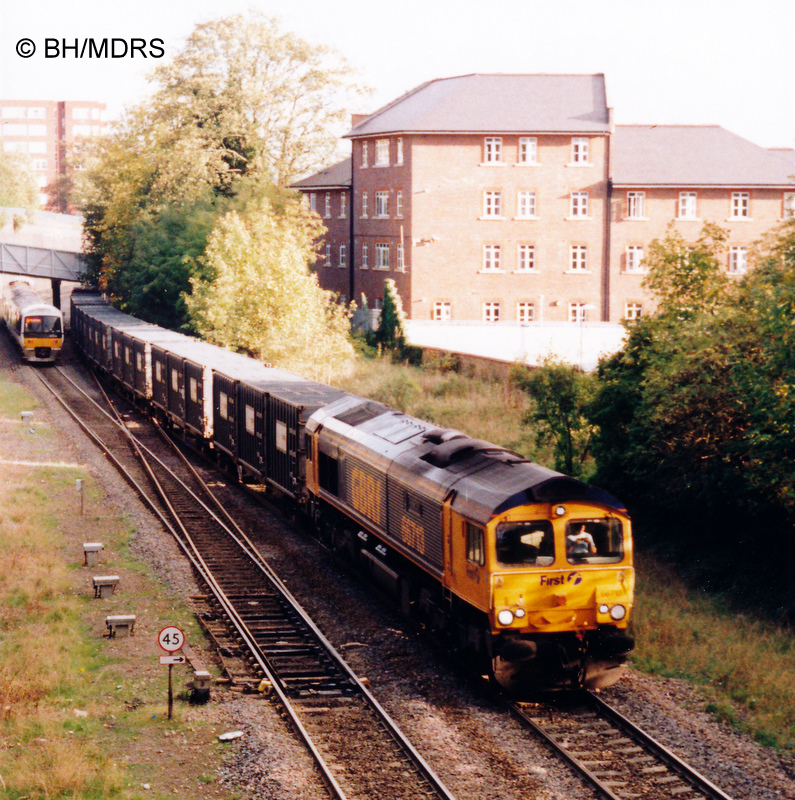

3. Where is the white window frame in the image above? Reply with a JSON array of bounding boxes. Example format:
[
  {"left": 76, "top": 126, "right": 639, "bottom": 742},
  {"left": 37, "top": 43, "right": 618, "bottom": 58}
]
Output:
[
  {"left": 627, "top": 191, "right": 646, "bottom": 219},
  {"left": 375, "top": 138, "right": 390, "bottom": 166},
  {"left": 396, "top": 243, "right": 405, "bottom": 272},
  {"left": 784, "top": 192, "right": 795, "bottom": 220},
  {"left": 482, "top": 244, "right": 502, "bottom": 272},
  {"left": 324, "top": 192, "right": 332, "bottom": 218},
  {"left": 517, "top": 190, "right": 537, "bottom": 218},
  {"left": 339, "top": 243, "right": 347, "bottom": 268},
  {"left": 518, "top": 137, "right": 538, "bottom": 165},
  {"left": 517, "top": 244, "right": 536, "bottom": 273},
  {"left": 396, "top": 138, "right": 403, "bottom": 165},
  {"left": 483, "top": 190, "right": 502, "bottom": 218},
  {"left": 309, "top": 193, "right": 317, "bottom": 213},
  {"left": 375, "top": 190, "right": 389, "bottom": 218},
  {"left": 339, "top": 193, "right": 347, "bottom": 218},
  {"left": 731, "top": 192, "right": 750, "bottom": 219},
  {"left": 374, "top": 243, "right": 390, "bottom": 270},
  {"left": 396, "top": 190, "right": 403, "bottom": 217},
  {"left": 432, "top": 301, "right": 452, "bottom": 321},
  {"left": 325, "top": 241, "right": 332, "bottom": 265},
  {"left": 570, "top": 191, "right": 589, "bottom": 218},
  {"left": 625, "top": 302, "right": 643, "bottom": 321},
  {"left": 569, "top": 245, "right": 588, "bottom": 272},
  {"left": 677, "top": 191, "right": 697, "bottom": 219},
  {"left": 517, "top": 302, "right": 535, "bottom": 323},
  {"left": 569, "top": 302, "right": 590, "bottom": 323},
  {"left": 361, "top": 191, "right": 368, "bottom": 218},
  {"left": 625, "top": 245, "right": 645, "bottom": 273},
  {"left": 484, "top": 137, "right": 503, "bottom": 164},
  {"left": 483, "top": 302, "right": 501, "bottom": 322},
  {"left": 361, "top": 242, "right": 369, "bottom": 269},
  {"left": 361, "top": 141, "right": 368, "bottom": 167},
  {"left": 571, "top": 137, "right": 590, "bottom": 164},
  {"left": 729, "top": 246, "right": 748, "bottom": 274}
]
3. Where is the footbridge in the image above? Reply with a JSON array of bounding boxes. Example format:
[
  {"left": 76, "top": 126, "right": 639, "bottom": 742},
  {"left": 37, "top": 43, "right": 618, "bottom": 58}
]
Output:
[{"left": 0, "top": 208, "right": 86, "bottom": 307}]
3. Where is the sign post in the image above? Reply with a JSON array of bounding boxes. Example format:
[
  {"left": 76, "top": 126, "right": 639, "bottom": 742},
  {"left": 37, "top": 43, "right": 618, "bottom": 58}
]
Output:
[{"left": 158, "top": 626, "right": 185, "bottom": 720}]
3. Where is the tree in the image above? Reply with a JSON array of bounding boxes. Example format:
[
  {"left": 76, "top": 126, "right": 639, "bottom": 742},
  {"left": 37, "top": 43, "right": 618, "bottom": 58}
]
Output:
[
  {"left": 512, "top": 358, "right": 596, "bottom": 478},
  {"left": 0, "top": 151, "right": 38, "bottom": 228},
  {"left": 184, "top": 196, "right": 353, "bottom": 380},
  {"left": 81, "top": 12, "right": 365, "bottom": 324},
  {"left": 372, "top": 279, "right": 407, "bottom": 355}
]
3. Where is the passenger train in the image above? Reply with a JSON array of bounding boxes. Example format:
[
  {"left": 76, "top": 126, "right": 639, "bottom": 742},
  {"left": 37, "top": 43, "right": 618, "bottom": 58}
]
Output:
[
  {"left": 1, "top": 280, "right": 64, "bottom": 363},
  {"left": 70, "top": 290, "right": 634, "bottom": 691}
]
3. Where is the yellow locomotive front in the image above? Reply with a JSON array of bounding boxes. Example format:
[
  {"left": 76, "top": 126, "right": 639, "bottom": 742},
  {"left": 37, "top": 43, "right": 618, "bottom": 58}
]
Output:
[{"left": 485, "top": 500, "right": 634, "bottom": 691}]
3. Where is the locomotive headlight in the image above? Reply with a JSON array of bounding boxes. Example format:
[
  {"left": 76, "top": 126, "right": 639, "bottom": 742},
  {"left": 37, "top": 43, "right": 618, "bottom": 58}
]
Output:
[
  {"left": 610, "top": 604, "right": 627, "bottom": 621},
  {"left": 515, "top": 607, "right": 526, "bottom": 619},
  {"left": 555, "top": 505, "right": 566, "bottom": 517},
  {"left": 497, "top": 609, "right": 515, "bottom": 626},
  {"left": 599, "top": 604, "right": 610, "bottom": 615}
]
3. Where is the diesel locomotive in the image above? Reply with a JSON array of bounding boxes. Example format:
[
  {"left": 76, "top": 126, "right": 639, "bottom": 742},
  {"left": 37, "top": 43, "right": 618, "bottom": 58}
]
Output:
[
  {"left": 70, "top": 290, "right": 634, "bottom": 691},
  {"left": 1, "top": 280, "right": 64, "bottom": 363}
]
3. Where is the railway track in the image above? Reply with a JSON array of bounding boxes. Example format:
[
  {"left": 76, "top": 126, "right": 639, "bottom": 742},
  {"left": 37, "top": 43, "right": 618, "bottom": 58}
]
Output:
[
  {"left": 506, "top": 691, "right": 734, "bottom": 800},
  {"left": 35, "top": 362, "right": 457, "bottom": 800}
]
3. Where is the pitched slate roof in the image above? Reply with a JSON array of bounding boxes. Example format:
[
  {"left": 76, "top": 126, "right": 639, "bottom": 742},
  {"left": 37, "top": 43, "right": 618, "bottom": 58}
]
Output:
[
  {"left": 345, "top": 74, "right": 610, "bottom": 137},
  {"left": 612, "top": 126, "right": 795, "bottom": 188},
  {"left": 291, "top": 157, "right": 351, "bottom": 190}
]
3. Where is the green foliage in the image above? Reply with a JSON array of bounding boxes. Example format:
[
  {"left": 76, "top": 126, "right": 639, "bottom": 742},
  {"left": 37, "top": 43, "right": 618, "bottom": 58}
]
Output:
[
  {"left": 0, "top": 151, "right": 38, "bottom": 226},
  {"left": 371, "top": 279, "right": 407, "bottom": 355},
  {"left": 512, "top": 358, "right": 595, "bottom": 478},
  {"left": 591, "top": 221, "right": 795, "bottom": 615},
  {"left": 80, "top": 12, "right": 365, "bottom": 323},
  {"left": 184, "top": 196, "right": 354, "bottom": 380}
]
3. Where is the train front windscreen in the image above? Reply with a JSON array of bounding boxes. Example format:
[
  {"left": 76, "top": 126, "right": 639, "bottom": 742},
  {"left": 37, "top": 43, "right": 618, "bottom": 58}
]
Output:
[{"left": 24, "top": 315, "right": 62, "bottom": 337}]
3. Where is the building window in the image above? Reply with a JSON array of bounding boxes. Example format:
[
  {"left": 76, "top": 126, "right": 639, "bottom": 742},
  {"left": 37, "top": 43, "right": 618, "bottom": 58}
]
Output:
[
  {"left": 309, "top": 193, "right": 317, "bottom": 213},
  {"left": 375, "top": 243, "right": 390, "bottom": 270},
  {"left": 517, "top": 190, "right": 537, "bottom": 218},
  {"left": 396, "top": 190, "right": 403, "bottom": 217},
  {"left": 397, "top": 243, "right": 405, "bottom": 272},
  {"left": 375, "top": 190, "right": 389, "bottom": 217},
  {"left": 483, "top": 190, "right": 502, "bottom": 217},
  {"left": 32, "top": 159, "right": 47, "bottom": 171},
  {"left": 517, "top": 244, "right": 536, "bottom": 272},
  {"left": 339, "top": 193, "right": 347, "bottom": 218},
  {"left": 483, "top": 244, "right": 501, "bottom": 272},
  {"left": 729, "top": 246, "right": 748, "bottom": 274},
  {"left": 627, "top": 191, "right": 646, "bottom": 219},
  {"left": 324, "top": 193, "right": 332, "bottom": 218},
  {"left": 569, "top": 302, "right": 591, "bottom": 323},
  {"left": 731, "top": 192, "right": 750, "bottom": 219},
  {"left": 570, "top": 191, "right": 589, "bottom": 218},
  {"left": 432, "top": 301, "right": 452, "bottom": 321},
  {"left": 571, "top": 137, "right": 590, "bottom": 164},
  {"left": 339, "top": 243, "right": 347, "bottom": 268},
  {"left": 361, "top": 242, "right": 368, "bottom": 269},
  {"left": 483, "top": 302, "right": 501, "bottom": 322},
  {"left": 375, "top": 139, "right": 390, "bottom": 166},
  {"left": 625, "top": 302, "right": 643, "bottom": 321},
  {"left": 518, "top": 137, "right": 538, "bottom": 164},
  {"left": 361, "top": 191, "right": 368, "bottom": 218},
  {"left": 625, "top": 245, "right": 644, "bottom": 273},
  {"left": 517, "top": 302, "right": 535, "bottom": 323},
  {"left": 484, "top": 137, "right": 502, "bottom": 163},
  {"left": 678, "top": 192, "right": 698, "bottom": 219},
  {"left": 569, "top": 245, "right": 588, "bottom": 272},
  {"left": 784, "top": 192, "right": 795, "bottom": 219},
  {"left": 325, "top": 241, "right": 332, "bottom": 265},
  {"left": 361, "top": 142, "right": 368, "bottom": 167},
  {"left": 396, "top": 138, "right": 403, "bottom": 165}
]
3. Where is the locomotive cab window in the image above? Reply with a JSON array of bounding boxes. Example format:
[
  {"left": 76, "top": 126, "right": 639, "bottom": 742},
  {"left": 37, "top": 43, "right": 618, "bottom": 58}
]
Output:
[
  {"left": 496, "top": 520, "right": 554, "bottom": 566},
  {"left": 566, "top": 519, "right": 624, "bottom": 563},
  {"left": 24, "top": 315, "right": 61, "bottom": 336},
  {"left": 465, "top": 521, "right": 485, "bottom": 566}
]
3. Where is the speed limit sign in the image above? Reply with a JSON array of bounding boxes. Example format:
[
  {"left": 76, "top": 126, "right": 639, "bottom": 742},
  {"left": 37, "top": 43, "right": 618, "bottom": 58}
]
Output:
[{"left": 158, "top": 626, "right": 185, "bottom": 653}]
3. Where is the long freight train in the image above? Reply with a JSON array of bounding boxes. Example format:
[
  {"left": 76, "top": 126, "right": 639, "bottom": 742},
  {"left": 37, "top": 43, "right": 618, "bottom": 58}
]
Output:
[
  {"left": 70, "top": 290, "right": 634, "bottom": 691},
  {"left": 1, "top": 280, "right": 64, "bottom": 363}
]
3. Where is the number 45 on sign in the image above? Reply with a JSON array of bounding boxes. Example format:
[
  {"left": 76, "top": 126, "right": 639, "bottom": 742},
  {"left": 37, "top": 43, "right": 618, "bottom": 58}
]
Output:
[{"left": 158, "top": 626, "right": 185, "bottom": 653}]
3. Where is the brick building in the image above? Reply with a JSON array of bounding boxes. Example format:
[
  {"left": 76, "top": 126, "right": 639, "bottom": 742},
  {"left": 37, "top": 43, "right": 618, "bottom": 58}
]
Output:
[
  {"left": 294, "top": 74, "right": 795, "bottom": 323},
  {"left": 0, "top": 99, "right": 107, "bottom": 210}
]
